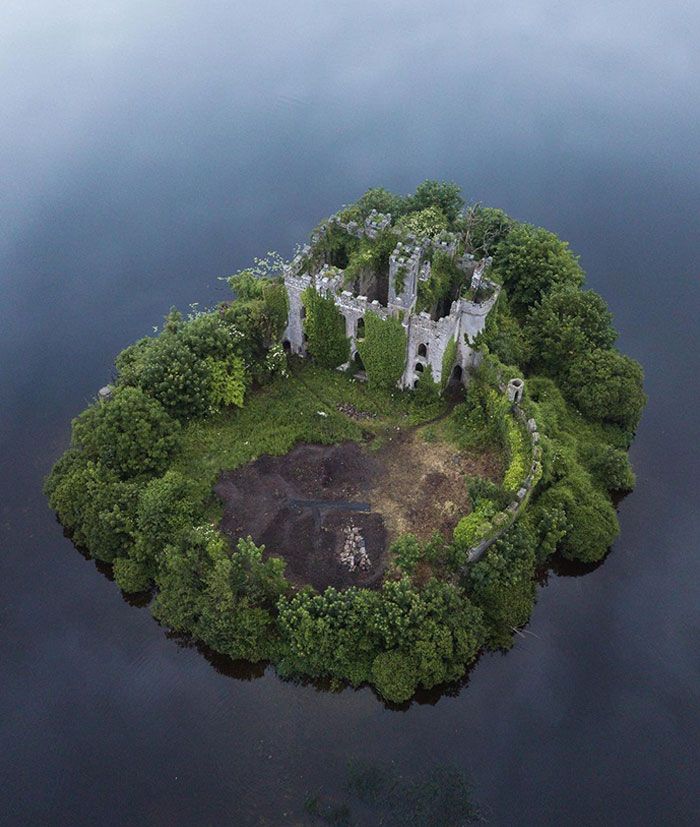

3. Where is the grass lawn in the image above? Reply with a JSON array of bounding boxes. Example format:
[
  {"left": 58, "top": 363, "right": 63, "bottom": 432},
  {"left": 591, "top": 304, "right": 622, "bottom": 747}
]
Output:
[{"left": 172, "top": 362, "right": 449, "bottom": 502}]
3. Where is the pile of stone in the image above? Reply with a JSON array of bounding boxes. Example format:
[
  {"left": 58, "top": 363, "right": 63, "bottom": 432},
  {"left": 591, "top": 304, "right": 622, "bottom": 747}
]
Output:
[{"left": 339, "top": 523, "right": 371, "bottom": 572}]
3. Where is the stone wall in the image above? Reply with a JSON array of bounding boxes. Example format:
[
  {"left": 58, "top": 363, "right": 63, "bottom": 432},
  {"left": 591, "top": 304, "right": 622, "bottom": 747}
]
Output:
[{"left": 466, "top": 394, "right": 542, "bottom": 564}]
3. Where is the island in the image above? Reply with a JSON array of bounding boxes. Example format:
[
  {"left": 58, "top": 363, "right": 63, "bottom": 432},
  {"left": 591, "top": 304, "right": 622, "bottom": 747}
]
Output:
[{"left": 46, "top": 181, "right": 646, "bottom": 703}]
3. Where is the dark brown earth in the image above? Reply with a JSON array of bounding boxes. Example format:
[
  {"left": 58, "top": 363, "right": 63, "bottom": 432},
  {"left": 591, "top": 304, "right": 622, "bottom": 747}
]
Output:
[{"left": 215, "top": 434, "right": 502, "bottom": 591}]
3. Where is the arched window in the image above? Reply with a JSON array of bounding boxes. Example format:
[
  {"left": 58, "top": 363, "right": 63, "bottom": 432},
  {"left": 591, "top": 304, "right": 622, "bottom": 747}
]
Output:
[
  {"left": 417, "top": 343, "right": 428, "bottom": 358},
  {"left": 300, "top": 306, "right": 306, "bottom": 320},
  {"left": 356, "top": 317, "right": 365, "bottom": 340},
  {"left": 414, "top": 362, "right": 424, "bottom": 373},
  {"left": 451, "top": 364, "right": 463, "bottom": 381},
  {"left": 282, "top": 340, "right": 291, "bottom": 352}
]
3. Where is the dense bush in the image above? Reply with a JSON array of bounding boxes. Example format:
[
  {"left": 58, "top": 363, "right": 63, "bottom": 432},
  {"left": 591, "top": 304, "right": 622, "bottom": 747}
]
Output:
[
  {"left": 357, "top": 311, "right": 407, "bottom": 390},
  {"left": 407, "top": 180, "right": 464, "bottom": 223},
  {"left": 397, "top": 206, "right": 449, "bottom": 238},
  {"left": 526, "top": 286, "right": 616, "bottom": 375},
  {"left": 561, "top": 348, "right": 646, "bottom": 432},
  {"left": 72, "top": 387, "right": 180, "bottom": 479}
]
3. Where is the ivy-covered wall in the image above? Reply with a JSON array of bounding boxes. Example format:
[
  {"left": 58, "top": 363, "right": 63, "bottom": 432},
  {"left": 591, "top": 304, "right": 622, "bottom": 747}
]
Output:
[
  {"left": 301, "top": 285, "right": 350, "bottom": 368},
  {"left": 357, "top": 311, "right": 407, "bottom": 390}
]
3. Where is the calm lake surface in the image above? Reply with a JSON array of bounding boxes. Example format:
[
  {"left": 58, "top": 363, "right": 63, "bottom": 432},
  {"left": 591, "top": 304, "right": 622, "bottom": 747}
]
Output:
[{"left": 2, "top": 2, "right": 699, "bottom": 824}]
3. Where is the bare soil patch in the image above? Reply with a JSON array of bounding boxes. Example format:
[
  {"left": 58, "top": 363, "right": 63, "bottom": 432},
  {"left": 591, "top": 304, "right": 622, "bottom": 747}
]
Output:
[{"left": 215, "top": 431, "right": 501, "bottom": 591}]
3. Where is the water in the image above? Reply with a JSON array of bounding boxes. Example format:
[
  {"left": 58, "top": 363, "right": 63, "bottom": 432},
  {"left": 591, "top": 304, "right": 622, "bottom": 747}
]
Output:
[{"left": 1, "top": 2, "right": 699, "bottom": 824}]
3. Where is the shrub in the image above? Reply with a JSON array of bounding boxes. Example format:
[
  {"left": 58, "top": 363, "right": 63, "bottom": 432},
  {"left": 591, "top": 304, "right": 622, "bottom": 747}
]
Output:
[
  {"left": 391, "top": 534, "right": 423, "bottom": 575},
  {"left": 580, "top": 442, "right": 636, "bottom": 492},
  {"left": 503, "top": 419, "right": 528, "bottom": 492},
  {"left": 113, "top": 557, "right": 151, "bottom": 593},
  {"left": 72, "top": 387, "right": 180, "bottom": 479},
  {"left": 206, "top": 356, "right": 246, "bottom": 409},
  {"left": 397, "top": 206, "right": 449, "bottom": 238},
  {"left": 357, "top": 311, "right": 407, "bottom": 390},
  {"left": 302, "top": 285, "right": 350, "bottom": 368},
  {"left": 136, "top": 335, "right": 213, "bottom": 421},
  {"left": 453, "top": 502, "right": 497, "bottom": 552},
  {"left": 371, "top": 650, "right": 418, "bottom": 703}
]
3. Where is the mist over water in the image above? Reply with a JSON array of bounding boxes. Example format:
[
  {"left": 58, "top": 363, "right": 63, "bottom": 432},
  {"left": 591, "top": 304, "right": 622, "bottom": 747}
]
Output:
[{"left": 2, "top": 2, "right": 699, "bottom": 824}]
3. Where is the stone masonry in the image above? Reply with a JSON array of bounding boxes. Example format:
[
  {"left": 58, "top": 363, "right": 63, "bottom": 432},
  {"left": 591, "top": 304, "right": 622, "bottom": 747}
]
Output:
[{"left": 282, "top": 213, "right": 500, "bottom": 390}]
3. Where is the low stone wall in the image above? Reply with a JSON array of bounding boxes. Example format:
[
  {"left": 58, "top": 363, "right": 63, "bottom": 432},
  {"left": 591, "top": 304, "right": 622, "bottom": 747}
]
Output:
[{"left": 466, "top": 398, "right": 542, "bottom": 563}]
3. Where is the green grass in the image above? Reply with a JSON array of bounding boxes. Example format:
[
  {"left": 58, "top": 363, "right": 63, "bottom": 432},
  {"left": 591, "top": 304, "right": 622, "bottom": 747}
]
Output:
[{"left": 172, "top": 363, "right": 448, "bottom": 501}]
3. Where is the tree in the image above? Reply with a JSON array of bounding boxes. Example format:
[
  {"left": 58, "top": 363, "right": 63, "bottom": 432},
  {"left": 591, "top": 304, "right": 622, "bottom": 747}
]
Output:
[
  {"left": 136, "top": 335, "right": 212, "bottom": 421},
  {"left": 354, "top": 187, "right": 408, "bottom": 219},
  {"left": 562, "top": 348, "right": 646, "bottom": 432},
  {"left": 527, "top": 286, "right": 616, "bottom": 375},
  {"left": 461, "top": 205, "right": 514, "bottom": 256},
  {"left": 494, "top": 223, "right": 584, "bottom": 316},
  {"left": 397, "top": 206, "right": 449, "bottom": 238},
  {"left": 408, "top": 181, "right": 463, "bottom": 223},
  {"left": 371, "top": 650, "right": 417, "bottom": 703},
  {"left": 301, "top": 285, "right": 350, "bottom": 368},
  {"left": 72, "top": 386, "right": 180, "bottom": 479}
]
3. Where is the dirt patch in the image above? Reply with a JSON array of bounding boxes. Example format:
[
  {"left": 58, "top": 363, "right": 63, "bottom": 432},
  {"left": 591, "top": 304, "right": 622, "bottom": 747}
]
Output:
[{"left": 215, "top": 432, "right": 501, "bottom": 591}]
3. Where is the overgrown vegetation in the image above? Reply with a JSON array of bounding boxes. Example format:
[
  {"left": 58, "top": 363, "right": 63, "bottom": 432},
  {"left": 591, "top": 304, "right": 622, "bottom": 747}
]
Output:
[{"left": 45, "top": 180, "right": 644, "bottom": 703}]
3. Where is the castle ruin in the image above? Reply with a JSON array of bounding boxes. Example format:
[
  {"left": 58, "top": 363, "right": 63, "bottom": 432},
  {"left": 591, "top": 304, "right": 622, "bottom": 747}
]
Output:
[{"left": 282, "top": 209, "right": 500, "bottom": 390}]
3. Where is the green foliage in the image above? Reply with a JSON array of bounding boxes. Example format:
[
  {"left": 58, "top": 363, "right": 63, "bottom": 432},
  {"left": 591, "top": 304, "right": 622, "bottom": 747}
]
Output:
[
  {"left": 467, "top": 522, "right": 537, "bottom": 648},
  {"left": 397, "top": 205, "right": 449, "bottom": 238},
  {"left": 413, "top": 364, "right": 440, "bottom": 406},
  {"left": 407, "top": 180, "right": 463, "bottom": 223},
  {"left": 461, "top": 205, "right": 514, "bottom": 256},
  {"left": 353, "top": 187, "right": 408, "bottom": 219},
  {"left": 195, "top": 537, "right": 287, "bottom": 661},
  {"left": 278, "top": 578, "right": 484, "bottom": 701},
  {"left": 580, "top": 442, "right": 636, "bottom": 492},
  {"left": 523, "top": 497, "right": 568, "bottom": 565},
  {"left": 132, "top": 469, "right": 202, "bottom": 573},
  {"left": 113, "top": 557, "right": 151, "bottom": 593},
  {"left": 440, "top": 337, "right": 458, "bottom": 388},
  {"left": 453, "top": 502, "right": 497, "bottom": 554},
  {"left": 562, "top": 348, "right": 646, "bottom": 432},
  {"left": 391, "top": 534, "right": 423, "bottom": 575},
  {"left": 302, "top": 285, "right": 350, "bottom": 368},
  {"left": 45, "top": 453, "right": 139, "bottom": 562},
  {"left": 371, "top": 650, "right": 417, "bottom": 703},
  {"left": 418, "top": 251, "right": 464, "bottom": 316},
  {"left": 526, "top": 286, "right": 616, "bottom": 375},
  {"left": 133, "top": 334, "right": 213, "bottom": 421},
  {"left": 357, "top": 312, "right": 407, "bottom": 390},
  {"left": 494, "top": 223, "right": 584, "bottom": 316},
  {"left": 72, "top": 387, "right": 180, "bottom": 479},
  {"left": 343, "top": 229, "right": 398, "bottom": 288},
  {"left": 206, "top": 356, "right": 246, "bottom": 408},
  {"left": 503, "top": 418, "right": 529, "bottom": 492},
  {"left": 476, "top": 291, "right": 532, "bottom": 367}
]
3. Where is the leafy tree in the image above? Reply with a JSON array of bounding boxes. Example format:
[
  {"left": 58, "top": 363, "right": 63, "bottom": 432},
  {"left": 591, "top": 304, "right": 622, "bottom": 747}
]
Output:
[
  {"left": 177, "top": 312, "right": 239, "bottom": 361},
  {"left": 397, "top": 206, "right": 449, "bottom": 238},
  {"left": 302, "top": 285, "right": 350, "bottom": 368},
  {"left": 494, "top": 223, "right": 584, "bottom": 316},
  {"left": 72, "top": 387, "right": 180, "bottom": 479},
  {"left": 580, "top": 442, "right": 636, "bottom": 492},
  {"left": 113, "top": 557, "right": 151, "bottom": 593},
  {"left": 357, "top": 312, "right": 407, "bottom": 390},
  {"left": 527, "top": 286, "right": 616, "bottom": 375},
  {"left": 45, "top": 453, "right": 139, "bottom": 562},
  {"left": 467, "top": 523, "right": 537, "bottom": 649},
  {"left": 408, "top": 180, "right": 463, "bottom": 222},
  {"left": 353, "top": 187, "right": 408, "bottom": 219},
  {"left": 137, "top": 335, "right": 212, "bottom": 420},
  {"left": 206, "top": 356, "right": 246, "bottom": 408},
  {"left": 562, "top": 348, "right": 646, "bottom": 432},
  {"left": 371, "top": 650, "right": 417, "bottom": 703},
  {"left": 132, "top": 470, "right": 202, "bottom": 573}
]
